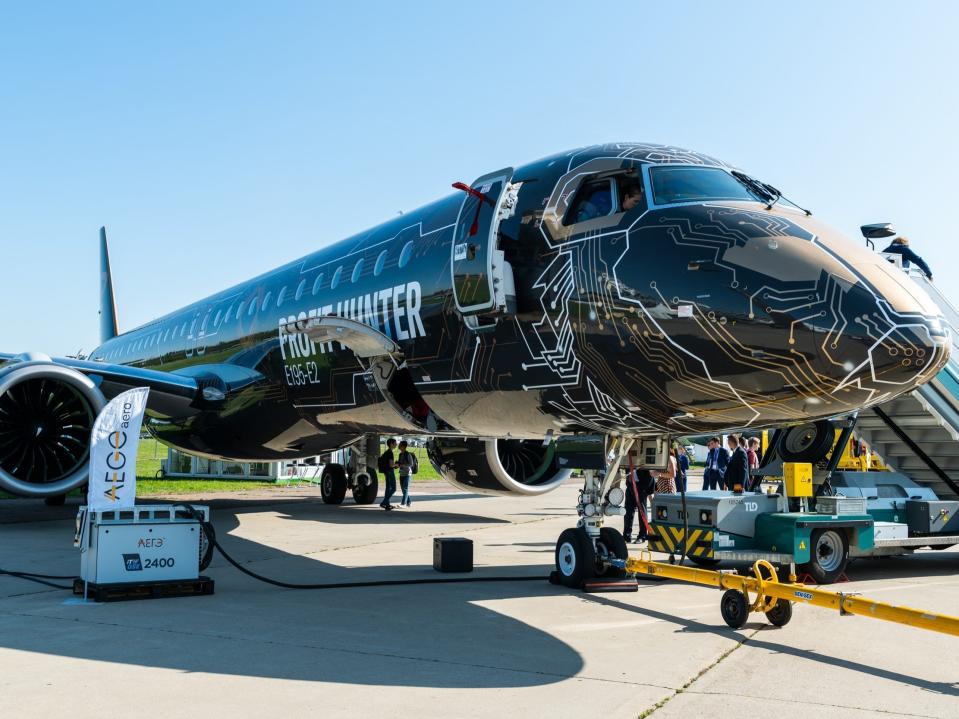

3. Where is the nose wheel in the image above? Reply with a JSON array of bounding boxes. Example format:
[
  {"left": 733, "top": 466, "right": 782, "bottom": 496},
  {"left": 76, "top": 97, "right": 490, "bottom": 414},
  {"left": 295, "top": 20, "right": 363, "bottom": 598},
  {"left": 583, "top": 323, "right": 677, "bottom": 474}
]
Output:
[{"left": 553, "top": 528, "right": 595, "bottom": 588}]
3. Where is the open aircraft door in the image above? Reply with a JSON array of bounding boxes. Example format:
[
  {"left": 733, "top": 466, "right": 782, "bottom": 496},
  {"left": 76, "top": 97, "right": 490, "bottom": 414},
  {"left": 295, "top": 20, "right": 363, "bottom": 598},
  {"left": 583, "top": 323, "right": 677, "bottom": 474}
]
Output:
[{"left": 451, "top": 168, "right": 517, "bottom": 325}]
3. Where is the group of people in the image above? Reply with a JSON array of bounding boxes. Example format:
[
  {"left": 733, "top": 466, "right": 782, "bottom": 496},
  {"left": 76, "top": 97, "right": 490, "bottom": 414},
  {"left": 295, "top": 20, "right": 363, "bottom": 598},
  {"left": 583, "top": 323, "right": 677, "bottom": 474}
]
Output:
[
  {"left": 622, "top": 436, "right": 761, "bottom": 543},
  {"left": 702, "top": 434, "right": 761, "bottom": 492},
  {"left": 378, "top": 438, "right": 418, "bottom": 511}
]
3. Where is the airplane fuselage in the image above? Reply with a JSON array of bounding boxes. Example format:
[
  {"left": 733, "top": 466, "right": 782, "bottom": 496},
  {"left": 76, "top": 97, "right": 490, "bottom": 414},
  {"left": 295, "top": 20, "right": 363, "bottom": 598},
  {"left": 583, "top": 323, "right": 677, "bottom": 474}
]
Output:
[{"left": 89, "top": 143, "right": 950, "bottom": 461}]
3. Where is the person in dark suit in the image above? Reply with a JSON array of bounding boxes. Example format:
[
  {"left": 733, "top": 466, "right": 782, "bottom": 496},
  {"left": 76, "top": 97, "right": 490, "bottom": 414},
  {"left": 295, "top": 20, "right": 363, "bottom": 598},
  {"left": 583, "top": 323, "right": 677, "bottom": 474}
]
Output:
[
  {"left": 703, "top": 437, "right": 729, "bottom": 490},
  {"left": 725, "top": 434, "right": 750, "bottom": 493},
  {"left": 882, "top": 236, "right": 932, "bottom": 279}
]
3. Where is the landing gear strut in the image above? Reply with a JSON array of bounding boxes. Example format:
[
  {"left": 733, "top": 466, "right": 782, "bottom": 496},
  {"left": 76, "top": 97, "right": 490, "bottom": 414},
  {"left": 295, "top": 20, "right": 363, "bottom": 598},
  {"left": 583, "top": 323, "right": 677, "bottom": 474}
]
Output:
[{"left": 553, "top": 436, "right": 648, "bottom": 587}]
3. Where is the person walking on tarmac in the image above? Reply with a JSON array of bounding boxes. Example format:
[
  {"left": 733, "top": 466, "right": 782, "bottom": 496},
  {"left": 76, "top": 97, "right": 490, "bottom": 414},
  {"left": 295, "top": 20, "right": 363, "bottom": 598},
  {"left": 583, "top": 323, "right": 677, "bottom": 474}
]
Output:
[
  {"left": 623, "top": 466, "right": 655, "bottom": 543},
  {"left": 725, "top": 434, "right": 750, "bottom": 493},
  {"left": 396, "top": 440, "right": 418, "bottom": 507},
  {"left": 378, "top": 438, "right": 398, "bottom": 510}
]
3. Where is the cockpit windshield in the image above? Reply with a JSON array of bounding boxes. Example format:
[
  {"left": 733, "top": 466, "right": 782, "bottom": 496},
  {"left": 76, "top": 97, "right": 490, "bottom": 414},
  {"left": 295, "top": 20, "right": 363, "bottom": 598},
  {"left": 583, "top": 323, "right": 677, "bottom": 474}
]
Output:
[{"left": 649, "top": 166, "right": 759, "bottom": 205}]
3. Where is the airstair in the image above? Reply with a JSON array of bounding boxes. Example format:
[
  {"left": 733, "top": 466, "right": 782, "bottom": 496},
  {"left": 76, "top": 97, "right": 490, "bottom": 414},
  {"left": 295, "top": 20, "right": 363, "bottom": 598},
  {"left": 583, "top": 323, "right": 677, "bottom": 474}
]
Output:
[{"left": 853, "top": 267, "right": 959, "bottom": 501}]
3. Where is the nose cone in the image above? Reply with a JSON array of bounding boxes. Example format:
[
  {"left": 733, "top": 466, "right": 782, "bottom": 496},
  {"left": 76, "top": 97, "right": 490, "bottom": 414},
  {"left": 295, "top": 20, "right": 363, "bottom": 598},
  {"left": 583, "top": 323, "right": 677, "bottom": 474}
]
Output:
[
  {"left": 565, "top": 202, "right": 951, "bottom": 434},
  {"left": 810, "top": 227, "right": 951, "bottom": 400}
]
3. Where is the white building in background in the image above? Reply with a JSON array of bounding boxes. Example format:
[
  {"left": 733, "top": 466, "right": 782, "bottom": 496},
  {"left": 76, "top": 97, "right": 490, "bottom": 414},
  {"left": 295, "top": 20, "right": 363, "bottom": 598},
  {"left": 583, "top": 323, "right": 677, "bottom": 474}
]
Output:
[{"left": 160, "top": 447, "right": 346, "bottom": 481}]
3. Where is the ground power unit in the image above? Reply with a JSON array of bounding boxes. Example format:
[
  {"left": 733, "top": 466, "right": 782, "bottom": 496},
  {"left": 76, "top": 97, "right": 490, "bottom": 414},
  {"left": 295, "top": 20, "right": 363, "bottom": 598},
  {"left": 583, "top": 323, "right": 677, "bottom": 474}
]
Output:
[{"left": 74, "top": 505, "right": 214, "bottom": 601}]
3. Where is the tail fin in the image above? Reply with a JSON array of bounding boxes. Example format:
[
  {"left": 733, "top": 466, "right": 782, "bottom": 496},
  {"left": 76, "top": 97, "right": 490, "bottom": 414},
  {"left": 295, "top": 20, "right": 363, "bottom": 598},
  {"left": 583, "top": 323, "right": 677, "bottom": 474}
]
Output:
[{"left": 99, "top": 227, "right": 119, "bottom": 343}]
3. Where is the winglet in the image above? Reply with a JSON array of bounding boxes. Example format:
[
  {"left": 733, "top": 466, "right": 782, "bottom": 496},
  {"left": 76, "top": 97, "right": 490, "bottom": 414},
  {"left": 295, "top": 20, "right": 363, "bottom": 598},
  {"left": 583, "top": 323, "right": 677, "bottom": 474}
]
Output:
[{"left": 99, "top": 227, "right": 119, "bottom": 343}]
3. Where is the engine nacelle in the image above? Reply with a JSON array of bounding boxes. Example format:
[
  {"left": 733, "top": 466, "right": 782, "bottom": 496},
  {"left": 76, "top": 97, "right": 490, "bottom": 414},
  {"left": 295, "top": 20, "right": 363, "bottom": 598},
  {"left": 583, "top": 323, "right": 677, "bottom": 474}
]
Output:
[
  {"left": 0, "top": 360, "right": 105, "bottom": 498},
  {"left": 427, "top": 437, "right": 572, "bottom": 497}
]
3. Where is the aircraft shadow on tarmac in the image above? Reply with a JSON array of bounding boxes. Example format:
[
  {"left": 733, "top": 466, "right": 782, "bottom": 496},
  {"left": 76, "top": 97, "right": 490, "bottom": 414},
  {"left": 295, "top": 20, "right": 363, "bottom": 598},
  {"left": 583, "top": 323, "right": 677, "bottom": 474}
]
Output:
[
  {"left": 2, "top": 501, "right": 955, "bottom": 689},
  {"left": 0, "top": 500, "right": 585, "bottom": 689}
]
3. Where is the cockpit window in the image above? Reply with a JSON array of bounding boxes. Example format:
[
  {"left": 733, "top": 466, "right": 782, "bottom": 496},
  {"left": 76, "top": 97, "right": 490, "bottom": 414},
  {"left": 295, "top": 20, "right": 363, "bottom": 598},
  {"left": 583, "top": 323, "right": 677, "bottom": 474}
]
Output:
[
  {"left": 649, "top": 166, "right": 756, "bottom": 205},
  {"left": 566, "top": 178, "right": 615, "bottom": 224}
]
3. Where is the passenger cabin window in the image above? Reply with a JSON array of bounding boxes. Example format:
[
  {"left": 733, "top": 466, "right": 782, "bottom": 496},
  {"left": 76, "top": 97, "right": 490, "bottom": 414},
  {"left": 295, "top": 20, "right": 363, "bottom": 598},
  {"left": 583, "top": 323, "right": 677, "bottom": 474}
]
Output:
[
  {"left": 566, "top": 178, "right": 615, "bottom": 224},
  {"left": 398, "top": 241, "right": 413, "bottom": 269},
  {"left": 649, "top": 166, "right": 756, "bottom": 205},
  {"left": 374, "top": 249, "right": 387, "bottom": 276}
]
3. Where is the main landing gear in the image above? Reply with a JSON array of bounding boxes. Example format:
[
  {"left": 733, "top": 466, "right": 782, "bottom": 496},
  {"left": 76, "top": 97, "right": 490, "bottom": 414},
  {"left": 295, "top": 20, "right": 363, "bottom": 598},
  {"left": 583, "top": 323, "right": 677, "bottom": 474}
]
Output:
[{"left": 320, "top": 434, "right": 380, "bottom": 505}]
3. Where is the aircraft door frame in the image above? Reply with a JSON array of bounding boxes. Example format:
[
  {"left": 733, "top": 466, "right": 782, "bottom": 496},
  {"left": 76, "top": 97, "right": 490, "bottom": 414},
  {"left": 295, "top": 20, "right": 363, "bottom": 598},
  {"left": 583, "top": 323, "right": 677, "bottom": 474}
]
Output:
[{"left": 450, "top": 167, "right": 514, "bottom": 316}]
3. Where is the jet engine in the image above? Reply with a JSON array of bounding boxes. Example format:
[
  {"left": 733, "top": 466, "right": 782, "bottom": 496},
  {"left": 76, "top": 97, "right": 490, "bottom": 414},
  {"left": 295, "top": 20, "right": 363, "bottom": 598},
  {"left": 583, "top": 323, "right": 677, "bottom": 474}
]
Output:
[
  {"left": 427, "top": 437, "right": 572, "bottom": 496},
  {"left": 0, "top": 359, "right": 105, "bottom": 498}
]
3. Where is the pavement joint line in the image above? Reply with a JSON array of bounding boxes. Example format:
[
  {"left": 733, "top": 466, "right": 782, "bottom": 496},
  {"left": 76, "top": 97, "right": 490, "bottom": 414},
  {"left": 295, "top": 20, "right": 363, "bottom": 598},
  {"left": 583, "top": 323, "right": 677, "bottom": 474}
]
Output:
[
  {"left": 637, "top": 627, "right": 759, "bottom": 717},
  {"left": 1, "top": 609, "right": 671, "bottom": 690},
  {"left": 681, "top": 687, "right": 946, "bottom": 719}
]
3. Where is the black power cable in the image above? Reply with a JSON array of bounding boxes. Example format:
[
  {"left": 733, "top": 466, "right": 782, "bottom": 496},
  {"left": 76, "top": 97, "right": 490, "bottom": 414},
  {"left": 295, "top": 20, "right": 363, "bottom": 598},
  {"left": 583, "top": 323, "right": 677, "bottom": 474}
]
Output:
[
  {"left": 176, "top": 504, "right": 546, "bottom": 590},
  {"left": 0, "top": 568, "right": 74, "bottom": 590}
]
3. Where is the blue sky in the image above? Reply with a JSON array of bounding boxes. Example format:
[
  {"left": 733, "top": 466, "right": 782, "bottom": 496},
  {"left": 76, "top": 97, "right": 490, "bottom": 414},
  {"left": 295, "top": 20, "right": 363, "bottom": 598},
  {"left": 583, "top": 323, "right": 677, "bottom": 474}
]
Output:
[{"left": 1, "top": 1, "right": 957, "bottom": 355}]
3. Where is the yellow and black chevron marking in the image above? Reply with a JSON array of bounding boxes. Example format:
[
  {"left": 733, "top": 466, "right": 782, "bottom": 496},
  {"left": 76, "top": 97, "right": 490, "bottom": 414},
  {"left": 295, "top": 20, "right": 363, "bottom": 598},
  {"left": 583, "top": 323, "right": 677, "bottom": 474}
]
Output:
[{"left": 648, "top": 524, "right": 714, "bottom": 558}]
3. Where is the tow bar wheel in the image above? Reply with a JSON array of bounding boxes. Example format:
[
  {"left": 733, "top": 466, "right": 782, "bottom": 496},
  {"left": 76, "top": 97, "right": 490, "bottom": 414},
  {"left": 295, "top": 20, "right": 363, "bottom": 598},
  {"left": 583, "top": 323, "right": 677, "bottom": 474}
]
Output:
[
  {"left": 720, "top": 589, "right": 750, "bottom": 629},
  {"left": 765, "top": 598, "right": 793, "bottom": 627}
]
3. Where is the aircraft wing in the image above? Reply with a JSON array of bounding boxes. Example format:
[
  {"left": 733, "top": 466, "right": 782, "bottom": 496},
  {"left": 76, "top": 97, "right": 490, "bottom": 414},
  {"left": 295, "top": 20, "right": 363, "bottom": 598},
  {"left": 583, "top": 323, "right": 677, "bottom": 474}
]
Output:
[{"left": 0, "top": 352, "right": 261, "bottom": 419}]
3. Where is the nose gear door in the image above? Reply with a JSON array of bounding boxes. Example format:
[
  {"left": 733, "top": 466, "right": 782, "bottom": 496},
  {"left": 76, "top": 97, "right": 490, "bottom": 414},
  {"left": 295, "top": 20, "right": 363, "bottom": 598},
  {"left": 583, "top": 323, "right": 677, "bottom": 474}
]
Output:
[{"left": 451, "top": 168, "right": 515, "bottom": 318}]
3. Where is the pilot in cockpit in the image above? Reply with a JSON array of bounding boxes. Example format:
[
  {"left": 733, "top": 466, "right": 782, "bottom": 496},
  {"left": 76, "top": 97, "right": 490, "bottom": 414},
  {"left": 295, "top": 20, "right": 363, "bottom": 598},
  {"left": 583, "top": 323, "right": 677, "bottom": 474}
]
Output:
[
  {"left": 572, "top": 176, "right": 645, "bottom": 223},
  {"left": 619, "top": 178, "right": 644, "bottom": 212}
]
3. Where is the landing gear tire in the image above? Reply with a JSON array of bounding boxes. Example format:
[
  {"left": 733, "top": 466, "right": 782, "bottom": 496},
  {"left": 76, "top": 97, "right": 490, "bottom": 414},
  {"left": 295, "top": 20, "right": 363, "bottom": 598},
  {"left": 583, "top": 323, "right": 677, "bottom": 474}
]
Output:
[
  {"left": 351, "top": 471, "right": 379, "bottom": 504},
  {"left": 720, "top": 589, "right": 750, "bottom": 629},
  {"left": 554, "top": 527, "right": 595, "bottom": 588},
  {"left": 44, "top": 494, "right": 66, "bottom": 507},
  {"left": 799, "top": 528, "right": 849, "bottom": 584},
  {"left": 687, "top": 555, "right": 722, "bottom": 568},
  {"left": 780, "top": 420, "right": 835, "bottom": 462},
  {"left": 320, "top": 463, "right": 347, "bottom": 505},
  {"left": 595, "top": 527, "right": 629, "bottom": 578},
  {"left": 764, "top": 599, "right": 793, "bottom": 627}
]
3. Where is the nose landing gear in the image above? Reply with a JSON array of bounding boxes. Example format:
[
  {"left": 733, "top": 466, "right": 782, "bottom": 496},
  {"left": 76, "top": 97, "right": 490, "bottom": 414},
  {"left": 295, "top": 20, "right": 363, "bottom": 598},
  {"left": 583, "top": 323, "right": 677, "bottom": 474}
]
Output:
[{"left": 552, "top": 436, "right": 650, "bottom": 588}]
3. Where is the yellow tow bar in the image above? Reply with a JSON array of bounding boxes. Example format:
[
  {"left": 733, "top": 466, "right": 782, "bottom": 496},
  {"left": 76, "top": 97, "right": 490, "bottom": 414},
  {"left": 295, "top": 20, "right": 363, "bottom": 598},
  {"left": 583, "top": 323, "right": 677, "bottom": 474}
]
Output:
[{"left": 619, "top": 552, "right": 959, "bottom": 637}]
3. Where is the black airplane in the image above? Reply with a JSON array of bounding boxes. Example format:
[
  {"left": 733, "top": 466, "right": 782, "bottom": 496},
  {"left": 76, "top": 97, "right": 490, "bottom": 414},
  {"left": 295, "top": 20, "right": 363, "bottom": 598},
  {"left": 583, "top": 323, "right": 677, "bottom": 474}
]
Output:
[{"left": 0, "top": 143, "right": 950, "bottom": 583}]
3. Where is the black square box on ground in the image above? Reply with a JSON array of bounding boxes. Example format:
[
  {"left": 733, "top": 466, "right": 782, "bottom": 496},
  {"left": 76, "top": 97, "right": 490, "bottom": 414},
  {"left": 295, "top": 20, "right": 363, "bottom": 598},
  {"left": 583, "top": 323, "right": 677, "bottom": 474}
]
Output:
[{"left": 433, "top": 537, "right": 473, "bottom": 573}]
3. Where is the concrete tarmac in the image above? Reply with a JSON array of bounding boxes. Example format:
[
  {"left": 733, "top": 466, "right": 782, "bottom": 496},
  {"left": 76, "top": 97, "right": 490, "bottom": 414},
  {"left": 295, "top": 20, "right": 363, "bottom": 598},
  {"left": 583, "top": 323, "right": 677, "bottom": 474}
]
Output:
[{"left": 1, "top": 481, "right": 958, "bottom": 718}]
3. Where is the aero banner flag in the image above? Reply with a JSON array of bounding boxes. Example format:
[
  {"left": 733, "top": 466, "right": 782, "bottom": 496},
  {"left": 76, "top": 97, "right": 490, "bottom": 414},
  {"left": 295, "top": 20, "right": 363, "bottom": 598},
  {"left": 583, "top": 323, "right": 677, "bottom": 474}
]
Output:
[{"left": 86, "top": 387, "right": 150, "bottom": 511}]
